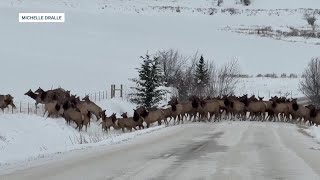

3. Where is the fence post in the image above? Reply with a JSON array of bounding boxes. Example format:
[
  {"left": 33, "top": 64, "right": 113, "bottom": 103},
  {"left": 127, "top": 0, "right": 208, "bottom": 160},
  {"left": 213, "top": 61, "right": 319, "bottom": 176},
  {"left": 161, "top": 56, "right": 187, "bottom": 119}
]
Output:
[
  {"left": 111, "top": 85, "right": 114, "bottom": 98},
  {"left": 28, "top": 103, "right": 30, "bottom": 114},
  {"left": 120, "top": 84, "right": 123, "bottom": 98},
  {"left": 35, "top": 105, "right": 37, "bottom": 114},
  {"left": 106, "top": 90, "right": 108, "bottom": 99},
  {"left": 103, "top": 91, "right": 105, "bottom": 100},
  {"left": 99, "top": 91, "right": 101, "bottom": 101},
  {"left": 20, "top": 101, "right": 22, "bottom": 113},
  {"left": 12, "top": 106, "right": 13, "bottom": 114}
]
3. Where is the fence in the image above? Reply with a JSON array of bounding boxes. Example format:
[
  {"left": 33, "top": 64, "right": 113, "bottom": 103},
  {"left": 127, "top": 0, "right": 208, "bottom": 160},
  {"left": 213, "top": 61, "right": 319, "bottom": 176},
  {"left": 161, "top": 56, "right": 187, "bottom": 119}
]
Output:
[
  {"left": 1, "top": 101, "right": 46, "bottom": 116},
  {"left": 235, "top": 89, "right": 298, "bottom": 100},
  {"left": 1, "top": 84, "right": 126, "bottom": 116},
  {"left": 1, "top": 84, "right": 302, "bottom": 116},
  {"left": 84, "top": 84, "right": 125, "bottom": 101}
]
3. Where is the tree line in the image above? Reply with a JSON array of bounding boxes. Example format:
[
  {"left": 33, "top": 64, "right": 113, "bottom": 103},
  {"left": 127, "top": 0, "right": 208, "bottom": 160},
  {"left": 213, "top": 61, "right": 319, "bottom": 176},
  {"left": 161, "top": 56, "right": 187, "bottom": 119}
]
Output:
[{"left": 129, "top": 49, "right": 240, "bottom": 108}]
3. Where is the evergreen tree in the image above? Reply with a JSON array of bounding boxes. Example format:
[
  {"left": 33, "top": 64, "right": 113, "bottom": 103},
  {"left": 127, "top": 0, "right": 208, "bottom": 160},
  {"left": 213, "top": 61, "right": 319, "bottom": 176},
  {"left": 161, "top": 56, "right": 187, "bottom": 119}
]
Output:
[
  {"left": 194, "top": 55, "right": 209, "bottom": 96},
  {"left": 130, "top": 54, "right": 166, "bottom": 108}
]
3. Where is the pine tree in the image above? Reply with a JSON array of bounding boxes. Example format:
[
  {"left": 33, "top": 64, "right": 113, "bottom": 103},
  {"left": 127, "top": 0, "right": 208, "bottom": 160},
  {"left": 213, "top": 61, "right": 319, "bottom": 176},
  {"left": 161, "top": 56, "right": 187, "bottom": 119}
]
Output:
[
  {"left": 194, "top": 55, "right": 209, "bottom": 96},
  {"left": 130, "top": 54, "right": 166, "bottom": 108}
]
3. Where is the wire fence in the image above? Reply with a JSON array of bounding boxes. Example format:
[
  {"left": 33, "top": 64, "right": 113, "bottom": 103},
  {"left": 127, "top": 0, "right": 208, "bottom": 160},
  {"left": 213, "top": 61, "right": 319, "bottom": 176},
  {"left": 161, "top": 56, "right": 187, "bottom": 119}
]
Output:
[
  {"left": 2, "top": 102, "right": 46, "bottom": 116},
  {"left": 0, "top": 84, "right": 303, "bottom": 116},
  {"left": 1, "top": 85, "right": 128, "bottom": 116}
]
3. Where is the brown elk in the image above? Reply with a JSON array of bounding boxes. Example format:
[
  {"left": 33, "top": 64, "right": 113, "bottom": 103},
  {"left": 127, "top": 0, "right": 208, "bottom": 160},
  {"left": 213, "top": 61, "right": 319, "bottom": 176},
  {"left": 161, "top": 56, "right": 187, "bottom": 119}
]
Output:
[
  {"left": 0, "top": 94, "right": 16, "bottom": 112},
  {"left": 241, "top": 95, "right": 267, "bottom": 121},
  {"left": 117, "top": 110, "right": 144, "bottom": 132},
  {"left": 61, "top": 101, "right": 89, "bottom": 131},
  {"left": 82, "top": 95, "right": 102, "bottom": 121},
  {"left": 168, "top": 98, "right": 184, "bottom": 125},
  {"left": 199, "top": 99, "right": 221, "bottom": 122},
  {"left": 136, "top": 106, "right": 167, "bottom": 128},
  {"left": 24, "top": 89, "right": 44, "bottom": 105},
  {"left": 270, "top": 97, "right": 290, "bottom": 122},
  {"left": 100, "top": 111, "right": 118, "bottom": 132},
  {"left": 43, "top": 101, "right": 61, "bottom": 118}
]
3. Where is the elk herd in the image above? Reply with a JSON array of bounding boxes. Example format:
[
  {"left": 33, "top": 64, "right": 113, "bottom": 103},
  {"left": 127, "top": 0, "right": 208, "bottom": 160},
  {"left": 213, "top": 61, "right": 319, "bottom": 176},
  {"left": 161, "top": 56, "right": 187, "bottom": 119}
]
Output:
[{"left": 1, "top": 88, "right": 320, "bottom": 133}]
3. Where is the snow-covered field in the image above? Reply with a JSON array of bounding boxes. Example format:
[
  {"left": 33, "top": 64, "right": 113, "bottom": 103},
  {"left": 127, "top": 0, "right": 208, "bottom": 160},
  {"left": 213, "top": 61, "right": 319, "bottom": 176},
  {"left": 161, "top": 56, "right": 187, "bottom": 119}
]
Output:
[
  {"left": 1, "top": 0, "right": 319, "bottom": 101},
  {"left": 236, "top": 77, "right": 303, "bottom": 98}
]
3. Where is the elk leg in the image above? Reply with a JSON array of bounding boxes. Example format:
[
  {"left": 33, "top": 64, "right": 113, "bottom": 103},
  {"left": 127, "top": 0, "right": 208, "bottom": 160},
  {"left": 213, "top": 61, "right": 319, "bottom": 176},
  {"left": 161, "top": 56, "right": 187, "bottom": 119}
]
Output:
[
  {"left": 176, "top": 116, "right": 180, "bottom": 125},
  {"left": 43, "top": 110, "right": 47, "bottom": 117}
]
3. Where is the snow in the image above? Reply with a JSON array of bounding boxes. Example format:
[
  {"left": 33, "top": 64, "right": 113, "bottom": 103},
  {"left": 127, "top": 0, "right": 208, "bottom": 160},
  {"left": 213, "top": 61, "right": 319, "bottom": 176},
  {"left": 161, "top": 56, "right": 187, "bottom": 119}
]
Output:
[
  {"left": 0, "top": 99, "right": 165, "bottom": 167},
  {"left": 0, "top": 0, "right": 319, "bottom": 102},
  {"left": 236, "top": 77, "right": 303, "bottom": 99},
  {"left": 0, "top": 0, "right": 319, "bottom": 172},
  {"left": 2, "top": 0, "right": 320, "bottom": 11},
  {"left": 305, "top": 126, "right": 320, "bottom": 143}
]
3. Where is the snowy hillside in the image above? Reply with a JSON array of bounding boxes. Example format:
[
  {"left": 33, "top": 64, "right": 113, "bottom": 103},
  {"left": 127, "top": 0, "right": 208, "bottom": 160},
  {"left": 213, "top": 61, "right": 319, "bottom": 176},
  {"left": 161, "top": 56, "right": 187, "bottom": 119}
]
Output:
[
  {"left": 0, "top": 0, "right": 319, "bottom": 101},
  {"left": 2, "top": 0, "right": 320, "bottom": 11}
]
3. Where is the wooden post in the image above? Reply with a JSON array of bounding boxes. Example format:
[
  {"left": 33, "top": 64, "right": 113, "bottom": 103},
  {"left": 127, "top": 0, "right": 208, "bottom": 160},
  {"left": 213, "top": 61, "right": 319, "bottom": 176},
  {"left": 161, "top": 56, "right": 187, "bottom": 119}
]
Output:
[
  {"left": 99, "top": 91, "right": 101, "bottom": 101},
  {"left": 111, "top": 85, "right": 115, "bottom": 98},
  {"left": 103, "top": 91, "right": 105, "bottom": 100},
  {"left": 113, "top": 85, "right": 115, "bottom": 98},
  {"left": 106, "top": 90, "right": 108, "bottom": 99},
  {"left": 111, "top": 85, "right": 113, "bottom": 98},
  {"left": 120, "top": 84, "right": 123, "bottom": 98},
  {"left": 28, "top": 103, "right": 30, "bottom": 114},
  {"left": 12, "top": 106, "right": 13, "bottom": 114},
  {"left": 20, "top": 101, "right": 22, "bottom": 113},
  {"left": 35, "top": 105, "right": 37, "bottom": 114}
]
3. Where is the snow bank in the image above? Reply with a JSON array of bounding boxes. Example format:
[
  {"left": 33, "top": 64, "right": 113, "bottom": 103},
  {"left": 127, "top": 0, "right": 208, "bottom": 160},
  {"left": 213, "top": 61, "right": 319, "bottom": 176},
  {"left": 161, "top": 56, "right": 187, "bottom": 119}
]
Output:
[
  {"left": 0, "top": 99, "right": 165, "bottom": 166},
  {"left": 305, "top": 126, "right": 320, "bottom": 143}
]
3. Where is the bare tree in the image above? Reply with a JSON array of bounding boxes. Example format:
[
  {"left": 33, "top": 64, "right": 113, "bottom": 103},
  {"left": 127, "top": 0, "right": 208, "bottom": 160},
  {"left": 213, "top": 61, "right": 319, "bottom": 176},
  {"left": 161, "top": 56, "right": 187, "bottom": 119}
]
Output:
[
  {"left": 157, "top": 49, "right": 200, "bottom": 100},
  {"left": 157, "top": 49, "right": 186, "bottom": 87},
  {"left": 300, "top": 57, "right": 320, "bottom": 106},
  {"left": 240, "top": 0, "right": 251, "bottom": 6},
  {"left": 183, "top": 51, "right": 200, "bottom": 96},
  {"left": 157, "top": 49, "right": 240, "bottom": 99},
  {"left": 206, "top": 61, "right": 218, "bottom": 96},
  {"left": 206, "top": 58, "right": 240, "bottom": 96},
  {"left": 216, "top": 58, "right": 240, "bottom": 96},
  {"left": 304, "top": 12, "right": 317, "bottom": 36}
]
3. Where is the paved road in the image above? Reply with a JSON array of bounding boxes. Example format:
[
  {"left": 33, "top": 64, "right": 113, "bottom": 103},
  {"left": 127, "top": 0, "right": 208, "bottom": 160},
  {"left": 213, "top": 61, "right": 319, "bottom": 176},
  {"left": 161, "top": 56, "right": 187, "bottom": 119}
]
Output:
[{"left": 1, "top": 122, "right": 320, "bottom": 180}]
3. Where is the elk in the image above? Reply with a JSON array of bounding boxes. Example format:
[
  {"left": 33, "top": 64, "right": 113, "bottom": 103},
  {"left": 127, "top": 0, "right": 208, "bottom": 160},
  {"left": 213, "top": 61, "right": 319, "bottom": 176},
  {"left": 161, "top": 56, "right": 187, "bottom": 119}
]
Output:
[{"left": 0, "top": 94, "right": 16, "bottom": 112}]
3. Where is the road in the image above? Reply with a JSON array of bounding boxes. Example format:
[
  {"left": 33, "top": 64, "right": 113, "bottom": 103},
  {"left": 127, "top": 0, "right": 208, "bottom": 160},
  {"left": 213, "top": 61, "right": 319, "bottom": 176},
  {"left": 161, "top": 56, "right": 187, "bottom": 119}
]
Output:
[{"left": 1, "top": 122, "right": 320, "bottom": 180}]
